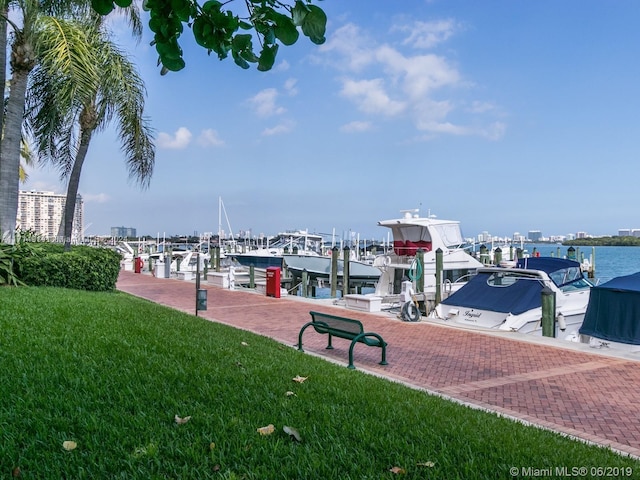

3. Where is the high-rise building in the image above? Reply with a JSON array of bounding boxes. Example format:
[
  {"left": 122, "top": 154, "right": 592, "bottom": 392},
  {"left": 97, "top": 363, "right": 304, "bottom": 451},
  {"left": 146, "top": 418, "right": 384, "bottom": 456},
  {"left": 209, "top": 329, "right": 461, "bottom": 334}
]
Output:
[
  {"left": 17, "top": 191, "right": 84, "bottom": 242},
  {"left": 528, "top": 230, "right": 542, "bottom": 242},
  {"left": 111, "top": 226, "right": 137, "bottom": 238}
]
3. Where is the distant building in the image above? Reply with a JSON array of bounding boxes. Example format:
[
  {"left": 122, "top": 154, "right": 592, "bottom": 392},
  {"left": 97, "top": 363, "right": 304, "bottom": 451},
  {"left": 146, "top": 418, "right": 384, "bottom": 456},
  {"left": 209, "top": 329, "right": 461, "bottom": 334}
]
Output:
[
  {"left": 576, "top": 231, "right": 589, "bottom": 239},
  {"left": 111, "top": 226, "right": 137, "bottom": 238},
  {"left": 528, "top": 230, "right": 542, "bottom": 242},
  {"left": 478, "top": 231, "right": 492, "bottom": 243},
  {"left": 17, "top": 190, "right": 83, "bottom": 242},
  {"left": 619, "top": 229, "right": 640, "bottom": 237}
]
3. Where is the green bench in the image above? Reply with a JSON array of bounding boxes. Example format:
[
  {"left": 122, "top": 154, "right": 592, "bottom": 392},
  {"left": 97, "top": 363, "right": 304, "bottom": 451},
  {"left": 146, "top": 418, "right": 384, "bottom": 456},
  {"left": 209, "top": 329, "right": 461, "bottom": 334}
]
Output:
[{"left": 297, "top": 310, "right": 388, "bottom": 370}]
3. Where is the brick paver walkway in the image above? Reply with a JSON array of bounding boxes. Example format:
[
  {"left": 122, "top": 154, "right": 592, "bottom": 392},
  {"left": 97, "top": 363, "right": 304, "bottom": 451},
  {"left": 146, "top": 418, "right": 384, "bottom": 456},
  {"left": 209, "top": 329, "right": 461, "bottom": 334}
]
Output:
[{"left": 117, "top": 271, "right": 640, "bottom": 459}]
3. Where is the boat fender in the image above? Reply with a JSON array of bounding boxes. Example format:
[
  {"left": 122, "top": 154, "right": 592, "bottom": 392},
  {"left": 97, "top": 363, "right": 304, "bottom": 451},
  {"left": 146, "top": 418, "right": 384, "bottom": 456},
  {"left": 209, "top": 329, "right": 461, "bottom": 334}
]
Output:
[
  {"left": 557, "top": 312, "right": 566, "bottom": 331},
  {"left": 401, "top": 301, "right": 421, "bottom": 322}
]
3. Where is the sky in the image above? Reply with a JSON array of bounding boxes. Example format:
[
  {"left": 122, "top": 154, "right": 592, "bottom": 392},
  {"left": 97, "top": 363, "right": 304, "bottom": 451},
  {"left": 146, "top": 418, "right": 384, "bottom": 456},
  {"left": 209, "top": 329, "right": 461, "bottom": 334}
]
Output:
[{"left": 21, "top": 0, "right": 640, "bottom": 242}]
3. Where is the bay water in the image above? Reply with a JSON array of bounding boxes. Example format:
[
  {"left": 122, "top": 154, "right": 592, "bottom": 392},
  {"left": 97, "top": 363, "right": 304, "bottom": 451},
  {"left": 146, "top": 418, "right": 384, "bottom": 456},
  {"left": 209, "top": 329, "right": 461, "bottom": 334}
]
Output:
[{"left": 524, "top": 243, "right": 640, "bottom": 284}]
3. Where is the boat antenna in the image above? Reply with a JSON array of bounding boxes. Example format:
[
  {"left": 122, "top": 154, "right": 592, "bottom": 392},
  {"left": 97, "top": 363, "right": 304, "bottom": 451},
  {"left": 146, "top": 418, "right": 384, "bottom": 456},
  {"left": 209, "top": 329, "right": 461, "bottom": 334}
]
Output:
[{"left": 218, "top": 196, "right": 234, "bottom": 240}]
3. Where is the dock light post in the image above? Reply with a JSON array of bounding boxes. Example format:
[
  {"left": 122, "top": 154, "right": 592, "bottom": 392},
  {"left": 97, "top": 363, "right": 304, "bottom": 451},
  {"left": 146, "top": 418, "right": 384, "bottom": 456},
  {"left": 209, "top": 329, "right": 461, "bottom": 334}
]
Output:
[{"left": 195, "top": 253, "right": 207, "bottom": 316}]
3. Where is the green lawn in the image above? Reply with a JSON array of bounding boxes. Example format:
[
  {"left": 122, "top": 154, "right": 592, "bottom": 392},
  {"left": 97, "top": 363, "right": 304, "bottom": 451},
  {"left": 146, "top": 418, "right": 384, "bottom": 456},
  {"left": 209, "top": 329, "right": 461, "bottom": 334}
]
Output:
[{"left": 1, "top": 287, "right": 638, "bottom": 479}]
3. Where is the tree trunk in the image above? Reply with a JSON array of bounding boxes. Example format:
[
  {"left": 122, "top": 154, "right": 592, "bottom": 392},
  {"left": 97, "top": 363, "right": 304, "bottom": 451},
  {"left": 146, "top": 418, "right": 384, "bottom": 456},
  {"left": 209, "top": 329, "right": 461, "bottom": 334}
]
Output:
[
  {"left": 0, "top": 5, "right": 9, "bottom": 149},
  {"left": 0, "top": 69, "right": 29, "bottom": 244},
  {"left": 62, "top": 126, "right": 93, "bottom": 251}
]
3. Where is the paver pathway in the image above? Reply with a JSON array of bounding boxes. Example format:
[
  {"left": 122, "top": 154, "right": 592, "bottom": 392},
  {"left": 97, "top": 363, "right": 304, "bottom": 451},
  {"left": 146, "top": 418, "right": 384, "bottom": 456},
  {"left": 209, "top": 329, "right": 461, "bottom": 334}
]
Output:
[{"left": 117, "top": 271, "right": 640, "bottom": 459}]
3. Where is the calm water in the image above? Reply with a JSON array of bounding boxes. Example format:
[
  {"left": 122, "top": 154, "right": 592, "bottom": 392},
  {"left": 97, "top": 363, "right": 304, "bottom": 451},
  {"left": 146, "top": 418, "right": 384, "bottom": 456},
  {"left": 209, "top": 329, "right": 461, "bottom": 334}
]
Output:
[{"left": 524, "top": 243, "right": 640, "bottom": 283}]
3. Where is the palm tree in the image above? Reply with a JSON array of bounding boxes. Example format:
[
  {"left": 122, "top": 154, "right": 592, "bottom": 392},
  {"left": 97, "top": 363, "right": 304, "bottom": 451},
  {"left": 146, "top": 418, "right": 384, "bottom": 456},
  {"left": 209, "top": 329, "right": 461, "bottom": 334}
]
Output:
[
  {"left": 0, "top": 1, "right": 144, "bottom": 244},
  {"left": 27, "top": 16, "right": 155, "bottom": 250},
  {"left": 0, "top": 0, "right": 100, "bottom": 244}
]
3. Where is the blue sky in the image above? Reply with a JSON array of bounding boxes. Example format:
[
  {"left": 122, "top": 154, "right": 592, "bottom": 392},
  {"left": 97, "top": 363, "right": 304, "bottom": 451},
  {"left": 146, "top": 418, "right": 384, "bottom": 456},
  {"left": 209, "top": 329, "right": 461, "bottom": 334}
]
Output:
[{"left": 22, "top": 1, "right": 640, "bottom": 241}]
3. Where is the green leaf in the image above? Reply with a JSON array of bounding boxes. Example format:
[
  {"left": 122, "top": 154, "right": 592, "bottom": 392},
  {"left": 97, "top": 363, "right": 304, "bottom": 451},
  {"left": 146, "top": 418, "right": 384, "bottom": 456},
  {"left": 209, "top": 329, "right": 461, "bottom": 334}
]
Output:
[
  {"left": 257, "top": 44, "right": 278, "bottom": 71},
  {"left": 301, "top": 5, "right": 326, "bottom": 45},
  {"left": 292, "top": 0, "right": 310, "bottom": 26},
  {"left": 232, "top": 33, "right": 252, "bottom": 52},
  {"left": 114, "top": 0, "right": 132, "bottom": 7},
  {"left": 202, "top": 0, "right": 222, "bottom": 14},
  {"left": 91, "top": 0, "right": 115, "bottom": 15},
  {"left": 273, "top": 14, "right": 299, "bottom": 46},
  {"left": 232, "top": 50, "right": 250, "bottom": 69},
  {"left": 160, "top": 56, "right": 186, "bottom": 72},
  {"left": 231, "top": 34, "right": 259, "bottom": 63},
  {"left": 171, "top": 0, "right": 193, "bottom": 22}
]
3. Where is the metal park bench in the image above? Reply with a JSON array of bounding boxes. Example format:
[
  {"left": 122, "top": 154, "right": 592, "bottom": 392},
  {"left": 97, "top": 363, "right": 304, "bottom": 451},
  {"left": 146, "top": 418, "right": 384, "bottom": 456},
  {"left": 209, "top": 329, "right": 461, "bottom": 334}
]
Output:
[{"left": 297, "top": 310, "right": 388, "bottom": 370}]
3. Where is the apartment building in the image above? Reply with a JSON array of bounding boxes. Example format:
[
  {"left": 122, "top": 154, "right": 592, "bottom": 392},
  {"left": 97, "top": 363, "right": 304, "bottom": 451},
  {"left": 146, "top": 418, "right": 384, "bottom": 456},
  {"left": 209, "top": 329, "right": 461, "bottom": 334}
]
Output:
[{"left": 17, "top": 191, "right": 84, "bottom": 242}]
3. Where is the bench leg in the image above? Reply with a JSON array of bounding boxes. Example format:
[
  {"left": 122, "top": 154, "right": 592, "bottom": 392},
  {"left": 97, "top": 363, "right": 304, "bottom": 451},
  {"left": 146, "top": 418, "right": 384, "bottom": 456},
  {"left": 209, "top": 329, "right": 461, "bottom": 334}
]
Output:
[
  {"left": 379, "top": 343, "right": 388, "bottom": 366},
  {"left": 297, "top": 322, "right": 314, "bottom": 352},
  {"left": 326, "top": 334, "right": 334, "bottom": 350},
  {"left": 348, "top": 341, "right": 357, "bottom": 370}
]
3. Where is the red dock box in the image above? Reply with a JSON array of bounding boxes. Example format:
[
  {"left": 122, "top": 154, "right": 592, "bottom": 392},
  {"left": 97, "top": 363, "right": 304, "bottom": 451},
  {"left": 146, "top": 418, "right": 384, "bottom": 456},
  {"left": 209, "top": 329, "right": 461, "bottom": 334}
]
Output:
[{"left": 265, "top": 267, "right": 281, "bottom": 298}]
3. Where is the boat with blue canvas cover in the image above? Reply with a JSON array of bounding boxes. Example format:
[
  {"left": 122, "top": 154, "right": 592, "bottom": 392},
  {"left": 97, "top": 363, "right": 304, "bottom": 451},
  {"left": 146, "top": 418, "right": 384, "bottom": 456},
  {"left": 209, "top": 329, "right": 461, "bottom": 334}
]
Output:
[
  {"left": 579, "top": 272, "right": 640, "bottom": 351},
  {"left": 428, "top": 257, "right": 594, "bottom": 339}
]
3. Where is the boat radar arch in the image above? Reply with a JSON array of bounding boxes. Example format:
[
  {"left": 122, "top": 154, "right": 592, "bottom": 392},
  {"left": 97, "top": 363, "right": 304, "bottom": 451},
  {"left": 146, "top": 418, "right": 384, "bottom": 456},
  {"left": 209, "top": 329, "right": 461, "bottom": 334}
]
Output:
[{"left": 400, "top": 209, "right": 420, "bottom": 219}]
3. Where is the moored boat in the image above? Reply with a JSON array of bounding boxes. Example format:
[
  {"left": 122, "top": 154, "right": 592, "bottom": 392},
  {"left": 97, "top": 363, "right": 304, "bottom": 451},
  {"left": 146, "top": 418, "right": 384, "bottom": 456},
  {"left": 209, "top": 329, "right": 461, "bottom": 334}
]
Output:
[
  {"left": 372, "top": 209, "right": 483, "bottom": 304},
  {"left": 428, "top": 257, "right": 594, "bottom": 339},
  {"left": 579, "top": 272, "right": 640, "bottom": 351}
]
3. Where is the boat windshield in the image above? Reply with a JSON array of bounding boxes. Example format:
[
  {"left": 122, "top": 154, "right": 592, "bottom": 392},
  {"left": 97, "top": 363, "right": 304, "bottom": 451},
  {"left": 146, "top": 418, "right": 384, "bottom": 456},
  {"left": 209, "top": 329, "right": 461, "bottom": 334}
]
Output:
[
  {"left": 549, "top": 266, "right": 593, "bottom": 291},
  {"left": 486, "top": 271, "right": 542, "bottom": 287}
]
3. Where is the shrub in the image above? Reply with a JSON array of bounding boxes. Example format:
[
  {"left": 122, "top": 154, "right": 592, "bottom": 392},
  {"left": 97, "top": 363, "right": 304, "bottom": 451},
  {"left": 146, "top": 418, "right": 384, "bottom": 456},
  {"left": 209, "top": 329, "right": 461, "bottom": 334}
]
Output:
[{"left": 18, "top": 244, "right": 122, "bottom": 291}]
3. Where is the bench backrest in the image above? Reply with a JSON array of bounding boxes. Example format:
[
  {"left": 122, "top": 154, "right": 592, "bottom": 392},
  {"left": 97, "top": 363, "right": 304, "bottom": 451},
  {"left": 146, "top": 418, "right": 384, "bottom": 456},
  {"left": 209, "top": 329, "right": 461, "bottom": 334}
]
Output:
[{"left": 309, "top": 311, "right": 364, "bottom": 337}]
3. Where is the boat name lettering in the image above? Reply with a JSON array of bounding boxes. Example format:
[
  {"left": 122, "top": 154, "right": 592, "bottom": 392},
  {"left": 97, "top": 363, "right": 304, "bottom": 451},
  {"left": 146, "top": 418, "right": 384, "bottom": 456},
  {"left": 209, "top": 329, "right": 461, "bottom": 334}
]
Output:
[{"left": 464, "top": 311, "right": 482, "bottom": 319}]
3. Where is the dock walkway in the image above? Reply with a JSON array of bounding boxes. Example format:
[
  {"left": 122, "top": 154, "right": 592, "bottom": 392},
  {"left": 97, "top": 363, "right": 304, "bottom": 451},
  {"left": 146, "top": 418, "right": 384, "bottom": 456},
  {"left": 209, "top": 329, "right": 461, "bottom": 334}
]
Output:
[{"left": 116, "top": 271, "right": 640, "bottom": 458}]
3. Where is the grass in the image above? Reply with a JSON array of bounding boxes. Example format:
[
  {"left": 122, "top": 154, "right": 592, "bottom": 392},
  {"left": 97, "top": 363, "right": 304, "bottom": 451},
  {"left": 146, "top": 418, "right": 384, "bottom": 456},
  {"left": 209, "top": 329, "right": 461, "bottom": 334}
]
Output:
[{"left": 1, "top": 287, "right": 638, "bottom": 479}]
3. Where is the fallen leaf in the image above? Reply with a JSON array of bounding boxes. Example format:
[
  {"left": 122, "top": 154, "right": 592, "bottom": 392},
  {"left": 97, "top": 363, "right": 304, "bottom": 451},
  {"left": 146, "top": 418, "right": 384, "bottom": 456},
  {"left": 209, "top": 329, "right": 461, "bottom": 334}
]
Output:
[
  {"left": 285, "top": 391, "right": 297, "bottom": 397},
  {"left": 257, "top": 424, "right": 275, "bottom": 435},
  {"left": 11, "top": 467, "right": 20, "bottom": 477},
  {"left": 209, "top": 442, "right": 216, "bottom": 451},
  {"left": 292, "top": 375, "right": 308, "bottom": 383},
  {"left": 62, "top": 441, "right": 77, "bottom": 451},
  {"left": 417, "top": 461, "right": 435, "bottom": 467},
  {"left": 175, "top": 415, "right": 192, "bottom": 425},
  {"left": 213, "top": 464, "right": 220, "bottom": 472},
  {"left": 390, "top": 466, "right": 406, "bottom": 474},
  {"left": 283, "top": 425, "right": 302, "bottom": 442},
  {"left": 241, "top": 341, "right": 248, "bottom": 346}
]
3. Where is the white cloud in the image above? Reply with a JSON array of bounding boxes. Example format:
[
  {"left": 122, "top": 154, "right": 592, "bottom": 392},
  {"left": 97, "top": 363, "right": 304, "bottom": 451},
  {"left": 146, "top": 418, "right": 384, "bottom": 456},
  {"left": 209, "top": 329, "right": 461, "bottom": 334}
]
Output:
[
  {"left": 81, "top": 193, "right": 110, "bottom": 203},
  {"left": 468, "top": 101, "right": 497, "bottom": 114},
  {"left": 318, "top": 18, "right": 506, "bottom": 140},
  {"left": 340, "top": 78, "right": 406, "bottom": 116},
  {"left": 394, "top": 19, "right": 459, "bottom": 49},
  {"left": 376, "top": 45, "right": 461, "bottom": 99},
  {"left": 247, "top": 88, "right": 286, "bottom": 117},
  {"left": 157, "top": 127, "right": 192, "bottom": 149},
  {"left": 318, "top": 23, "right": 375, "bottom": 72},
  {"left": 197, "top": 129, "right": 225, "bottom": 147},
  {"left": 274, "top": 60, "right": 290, "bottom": 72},
  {"left": 340, "top": 121, "right": 373, "bottom": 133},
  {"left": 284, "top": 78, "right": 298, "bottom": 96},
  {"left": 262, "top": 120, "right": 295, "bottom": 136},
  {"left": 481, "top": 122, "right": 507, "bottom": 140}
]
